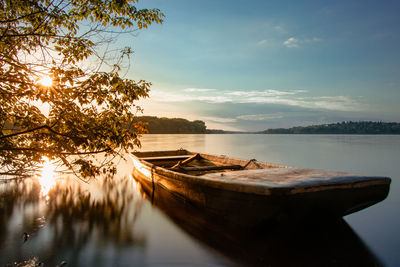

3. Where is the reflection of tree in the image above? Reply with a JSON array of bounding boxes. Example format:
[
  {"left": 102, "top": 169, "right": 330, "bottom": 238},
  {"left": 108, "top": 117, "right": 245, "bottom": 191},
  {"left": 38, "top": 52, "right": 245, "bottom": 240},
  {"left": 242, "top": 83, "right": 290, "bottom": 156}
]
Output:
[
  {"left": 0, "top": 179, "right": 41, "bottom": 246},
  {"left": 0, "top": 176, "right": 146, "bottom": 266}
]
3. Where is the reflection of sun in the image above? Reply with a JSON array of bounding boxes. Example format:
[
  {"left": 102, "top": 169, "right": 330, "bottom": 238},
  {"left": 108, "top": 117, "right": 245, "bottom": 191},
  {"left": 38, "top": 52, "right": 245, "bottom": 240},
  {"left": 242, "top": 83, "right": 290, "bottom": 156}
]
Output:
[
  {"left": 39, "top": 157, "right": 56, "bottom": 199},
  {"left": 37, "top": 75, "right": 53, "bottom": 87}
]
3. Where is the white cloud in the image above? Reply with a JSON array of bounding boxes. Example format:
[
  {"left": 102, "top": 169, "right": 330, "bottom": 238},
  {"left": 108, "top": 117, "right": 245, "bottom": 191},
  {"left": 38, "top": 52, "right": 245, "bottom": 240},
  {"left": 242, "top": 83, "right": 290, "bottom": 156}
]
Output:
[
  {"left": 148, "top": 88, "right": 363, "bottom": 112},
  {"left": 184, "top": 88, "right": 216, "bottom": 92},
  {"left": 283, "top": 37, "right": 299, "bottom": 48},
  {"left": 199, "top": 116, "right": 237, "bottom": 123},
  {"left": 283, "top": 36, "right": 321, "bottom": 48},
  {"left": 227, "top": 89, "right": 307, "bottom": 97},
  {"left": 196, "top": 95, "right": 234, "bottom": 103},
  {"left": 303, "top": 96, "right": 362, "bottom": 111},
  {"left": 149, "top": 90, "right": 233, "bottom": 103}
]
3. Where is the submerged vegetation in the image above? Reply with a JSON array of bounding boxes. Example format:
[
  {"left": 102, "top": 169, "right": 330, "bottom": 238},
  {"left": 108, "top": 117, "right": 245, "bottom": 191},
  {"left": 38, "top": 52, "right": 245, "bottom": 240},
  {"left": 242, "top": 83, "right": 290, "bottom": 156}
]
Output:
[{"left": 264, "top": 121, "right": 400, "bottom": 134}]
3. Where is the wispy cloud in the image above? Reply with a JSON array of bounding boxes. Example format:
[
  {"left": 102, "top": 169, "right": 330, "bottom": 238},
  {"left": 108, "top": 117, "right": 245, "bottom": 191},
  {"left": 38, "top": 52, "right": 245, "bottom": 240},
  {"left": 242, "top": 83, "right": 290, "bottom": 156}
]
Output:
[
  {"left": 199, "top": 116, "right": 237, "bottom": 123},
  {"left": 149, "top": 90, "right": 232, "bottom": 103},
  {"left": 149, "top": 88, "right": 363, "bottom": 112},
  {"left": 184, "top": 88, "right": 216, "bottom": 92},
  {"left": 226, "top": 89, "right": 307, "bottom": 97},
  {"left": 283, "top": 37, "right": 299, "bottom": 48},
  {"left": 283, "top": 36, "right": 321, "bottom": 48},
  {"left": 237, "top": 113, "right": 284, "bottom": 121}
]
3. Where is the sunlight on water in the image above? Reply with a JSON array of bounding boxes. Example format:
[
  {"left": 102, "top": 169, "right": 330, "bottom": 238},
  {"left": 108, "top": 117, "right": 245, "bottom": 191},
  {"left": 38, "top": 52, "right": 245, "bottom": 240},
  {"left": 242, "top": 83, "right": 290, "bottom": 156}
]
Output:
[
  {"left": 129, "top": 173, "right": 138, "bottom": 189},
  {"left": 39, "top": 157, "right": 56, "bottom": 199},
  {"left": 129, "top": 173, "right": 146, "bottom": 199}
]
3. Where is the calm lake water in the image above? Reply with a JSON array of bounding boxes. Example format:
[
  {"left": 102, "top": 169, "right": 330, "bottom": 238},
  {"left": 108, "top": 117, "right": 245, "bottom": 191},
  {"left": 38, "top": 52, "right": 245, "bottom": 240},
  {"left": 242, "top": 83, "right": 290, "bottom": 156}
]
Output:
[{"left": 1, "top": 134, "right": 399, "bottom": 266}]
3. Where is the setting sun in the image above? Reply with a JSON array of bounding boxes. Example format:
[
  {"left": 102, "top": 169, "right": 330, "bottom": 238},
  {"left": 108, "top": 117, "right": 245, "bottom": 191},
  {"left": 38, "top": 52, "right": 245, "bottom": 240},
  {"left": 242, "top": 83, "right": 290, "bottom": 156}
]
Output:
[{"left": 37, "top": 75, "right": 53, "bottom": 87}]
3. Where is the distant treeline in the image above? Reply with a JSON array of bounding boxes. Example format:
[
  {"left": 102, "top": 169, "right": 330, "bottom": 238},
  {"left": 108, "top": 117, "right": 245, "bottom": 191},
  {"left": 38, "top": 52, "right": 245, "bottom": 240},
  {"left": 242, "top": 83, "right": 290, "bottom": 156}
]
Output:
[
  {"left": 205, "top": 129, "right": 249, "bottom": 134},
  {"left": 135, "top": 116, "right": 207, "bottom": 134},
  {"left": 263, "top": 121, "right": 400, "bottom": 134}
]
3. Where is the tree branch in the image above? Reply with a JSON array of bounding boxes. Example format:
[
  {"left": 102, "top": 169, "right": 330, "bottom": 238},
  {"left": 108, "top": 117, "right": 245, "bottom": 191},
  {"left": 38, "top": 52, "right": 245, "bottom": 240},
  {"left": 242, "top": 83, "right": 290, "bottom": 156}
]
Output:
[
  {"left": 0, "top": 11, "right": 45, "bottom": 24},
  {"left": 0, "top": 123, "right": 86, "bottom": 142},
  {"left": 0, "top": 125, "right": 46, "bottom": 139},
  {"left": 0, "top": 147, "right": 112, "bottom": 155}
]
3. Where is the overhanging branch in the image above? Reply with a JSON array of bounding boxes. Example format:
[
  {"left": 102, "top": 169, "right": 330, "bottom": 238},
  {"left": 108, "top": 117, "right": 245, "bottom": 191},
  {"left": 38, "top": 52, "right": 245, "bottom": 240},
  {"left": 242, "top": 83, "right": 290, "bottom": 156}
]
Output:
[
  {"left": 1, "top": 124, "right": 84, "bottom": 141},
  {"left": 0, "top": 147, "right": 112, "bottom": 155},
  {"left": 0, "top": 125, "right": 46, "bottom": 139}
]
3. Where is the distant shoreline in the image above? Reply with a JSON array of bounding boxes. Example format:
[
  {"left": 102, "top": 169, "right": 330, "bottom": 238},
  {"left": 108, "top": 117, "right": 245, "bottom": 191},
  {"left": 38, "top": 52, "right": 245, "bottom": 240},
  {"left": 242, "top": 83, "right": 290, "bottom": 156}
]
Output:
[
  {"left": 262, "top": 121, "right": 400, "bottom": 135},
  {"left": 137, "top": 117, "right": 400, "bottom": 135},
  {"left": 210, "top": 121, "right": 400, "bottom": 134}
]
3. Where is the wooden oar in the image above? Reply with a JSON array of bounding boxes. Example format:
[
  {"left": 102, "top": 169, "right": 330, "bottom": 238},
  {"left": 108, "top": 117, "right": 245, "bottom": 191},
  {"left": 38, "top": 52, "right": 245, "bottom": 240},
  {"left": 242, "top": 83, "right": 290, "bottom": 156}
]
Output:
[{"left": 171, "top": 153, "right": 202, "bottom": 169}]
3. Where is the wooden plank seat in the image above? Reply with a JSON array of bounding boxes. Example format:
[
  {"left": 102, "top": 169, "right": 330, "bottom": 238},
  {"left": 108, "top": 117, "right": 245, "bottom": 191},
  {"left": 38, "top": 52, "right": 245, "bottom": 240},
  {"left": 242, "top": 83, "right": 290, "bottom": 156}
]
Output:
[
  {"left": 175, "top": 165, "right": 243, "bottom": 172},
  {"left": 140, "top": 155, "right": 193, "bottom": 161}
]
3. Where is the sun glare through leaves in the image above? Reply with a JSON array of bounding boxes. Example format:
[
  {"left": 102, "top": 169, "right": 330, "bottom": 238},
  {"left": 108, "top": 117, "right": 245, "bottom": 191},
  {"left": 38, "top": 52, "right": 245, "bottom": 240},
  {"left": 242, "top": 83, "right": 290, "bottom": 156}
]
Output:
[{"left": 37, "top": 75, "right": 53, "bottom": 87}]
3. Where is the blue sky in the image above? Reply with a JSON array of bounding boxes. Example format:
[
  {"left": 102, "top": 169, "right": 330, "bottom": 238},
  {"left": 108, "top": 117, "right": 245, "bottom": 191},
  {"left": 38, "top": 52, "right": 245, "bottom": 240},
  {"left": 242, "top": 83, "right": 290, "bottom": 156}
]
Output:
[{"left": 123, "top": 0, "right": 400, "bottom": 131}]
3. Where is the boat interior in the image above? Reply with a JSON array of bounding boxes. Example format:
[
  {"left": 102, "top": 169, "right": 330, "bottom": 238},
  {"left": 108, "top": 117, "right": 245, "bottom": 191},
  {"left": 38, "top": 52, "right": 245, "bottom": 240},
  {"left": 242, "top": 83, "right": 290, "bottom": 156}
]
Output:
[{"left": 132, "top": 149, "right": 286, "bottom": 176}]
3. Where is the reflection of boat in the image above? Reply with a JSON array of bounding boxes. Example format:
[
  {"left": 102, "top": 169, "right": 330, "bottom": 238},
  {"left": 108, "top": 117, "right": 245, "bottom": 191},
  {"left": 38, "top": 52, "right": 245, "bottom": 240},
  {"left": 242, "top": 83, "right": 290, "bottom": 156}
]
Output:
[
  {"left": 131, "top": 149, "right": 391, "bottom": 226},
  {"left": 136, "top": 180, "right": 384, "bottom": 267}
]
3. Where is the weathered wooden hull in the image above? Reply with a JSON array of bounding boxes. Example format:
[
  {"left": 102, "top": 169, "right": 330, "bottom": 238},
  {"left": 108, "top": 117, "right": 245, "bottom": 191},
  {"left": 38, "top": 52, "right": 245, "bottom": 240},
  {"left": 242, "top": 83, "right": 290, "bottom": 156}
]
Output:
[{"left": 131, "top": 151, "right": 391, "bottom": 227}]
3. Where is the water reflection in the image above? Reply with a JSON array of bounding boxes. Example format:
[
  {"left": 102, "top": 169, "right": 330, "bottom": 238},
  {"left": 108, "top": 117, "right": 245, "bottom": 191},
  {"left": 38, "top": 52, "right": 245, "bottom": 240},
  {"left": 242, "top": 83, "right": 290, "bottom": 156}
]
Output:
[
  {"left": 137, "top": 177, "right": 383, "bottom": 267},
  {"left": 0, "top": 174, "right": 146, "bottom": 266},
  {"left": 1, "top": 132, "right": 396, "bottom": 266},
  {"left": 39, "top": 157, "right": 57, "bottom": 198}
]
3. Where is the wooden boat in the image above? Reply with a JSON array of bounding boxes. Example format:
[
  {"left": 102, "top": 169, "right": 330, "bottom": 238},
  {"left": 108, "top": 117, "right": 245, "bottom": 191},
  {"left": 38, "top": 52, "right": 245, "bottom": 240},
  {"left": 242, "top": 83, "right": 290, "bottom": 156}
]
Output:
[{"left": 131, "top": 149, "right": 391, "bottom": 226}]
